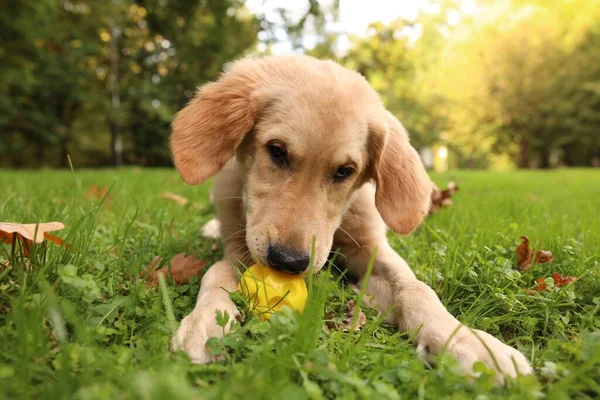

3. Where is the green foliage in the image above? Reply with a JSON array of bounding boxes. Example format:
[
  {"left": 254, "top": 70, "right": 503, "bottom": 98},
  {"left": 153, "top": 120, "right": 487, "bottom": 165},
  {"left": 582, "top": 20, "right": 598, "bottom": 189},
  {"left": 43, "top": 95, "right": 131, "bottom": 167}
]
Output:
[
  {"left": 0, "top": 0, "right": 100, "bottom": 166},
  {"left": 0, "top": 0, "right": 339, "bottom": 168},
  {"left": 0, "top": 0, "right": 261, "bottom": 168},
  {"left": 436, "top": 0, "right": 600, "bottom": 168},
  {"left": 308, "top": 0, "right": 600, "bottom": 169},
  {"left": 0, "top": 168, "right": 599, "bottom": 398},
  {"left": 3, "top": 0, "right": 598, "bottom": 169},
  {"left": 337, "top": 9, "right": 455, "bottom": 150}
]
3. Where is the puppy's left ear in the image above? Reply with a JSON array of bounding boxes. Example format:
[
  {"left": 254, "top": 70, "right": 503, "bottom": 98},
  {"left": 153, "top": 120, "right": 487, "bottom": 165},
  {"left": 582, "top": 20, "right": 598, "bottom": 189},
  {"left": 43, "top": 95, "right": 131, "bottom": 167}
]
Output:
[
  {"left": 170, "top": 60, "right": 265, "bottom": 185},
  {"left": 369, "top": 110, "right": 432, "bottom": 234}
]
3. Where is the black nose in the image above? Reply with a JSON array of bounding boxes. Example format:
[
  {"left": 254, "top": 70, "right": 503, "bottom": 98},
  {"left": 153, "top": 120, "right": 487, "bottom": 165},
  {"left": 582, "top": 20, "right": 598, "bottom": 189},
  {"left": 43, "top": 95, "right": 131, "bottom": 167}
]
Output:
[{"left": 267, "top": 245, "right": 310, "bottom": 274}]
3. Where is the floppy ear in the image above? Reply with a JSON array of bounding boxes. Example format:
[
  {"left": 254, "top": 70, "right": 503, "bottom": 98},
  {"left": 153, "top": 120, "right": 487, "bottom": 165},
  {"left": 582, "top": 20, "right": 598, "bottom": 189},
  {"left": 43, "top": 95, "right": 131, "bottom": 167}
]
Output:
[
  {"left": 369, "top": 111, "right": 432, "bottom": 234},
  {"left": 170, "top": 60, "right": 265, "bottom": 185}
]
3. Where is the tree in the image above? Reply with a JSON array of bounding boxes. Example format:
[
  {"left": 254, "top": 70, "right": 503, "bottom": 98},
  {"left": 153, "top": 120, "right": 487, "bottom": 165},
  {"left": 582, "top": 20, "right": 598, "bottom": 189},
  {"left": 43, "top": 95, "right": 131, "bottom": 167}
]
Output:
[
  {"left": 0, "top": 0, "right": 262, "bottom": 167},
  {"left": 0, "top": 0, "right": 101, "bottom": 167},
  {"left": 437, "top": 0, "right": 600, "bottom": 167}
]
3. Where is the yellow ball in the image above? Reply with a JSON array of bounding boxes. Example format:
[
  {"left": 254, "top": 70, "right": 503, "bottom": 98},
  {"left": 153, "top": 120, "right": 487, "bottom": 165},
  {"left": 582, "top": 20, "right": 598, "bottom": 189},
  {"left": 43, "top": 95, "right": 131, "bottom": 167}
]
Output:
[{"left": 238, "top": 264, "right": 307, "bottom": 320}]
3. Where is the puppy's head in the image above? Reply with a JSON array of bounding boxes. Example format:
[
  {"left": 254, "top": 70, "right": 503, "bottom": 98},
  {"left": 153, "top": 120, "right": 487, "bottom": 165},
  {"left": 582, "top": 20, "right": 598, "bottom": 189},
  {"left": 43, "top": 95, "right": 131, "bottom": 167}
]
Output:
[{"left": 171, "top": 56, "right": 431, "bottom": 274}]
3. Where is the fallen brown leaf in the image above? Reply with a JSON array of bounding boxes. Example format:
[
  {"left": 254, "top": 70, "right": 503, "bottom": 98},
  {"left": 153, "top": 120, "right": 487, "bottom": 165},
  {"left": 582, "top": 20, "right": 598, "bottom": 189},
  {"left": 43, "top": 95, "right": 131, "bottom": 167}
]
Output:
[
  {"left": 142, "top": 252, "right": 206, "bottom": 287},
  {"left": 516, "top": 236, "right": 532, "bottom": 270},
  {"left": 526, "top": 192, "right": 539, "bottom": 202},
  {"left": 516, "top": 236, "right": 554, "bottom": 270},
  {"left": 160, "top": 192, "right": 189, "bottom": 206},
  {"left": 535, "top": 250, "right": 554, "bottom": 264},
  {"left": 526, "top": 272, "right": 576, "bottom": 295},
  {"left": 85, "top": 184, "right": 110, "bottom": 200},
  {"left": 325, "top": 311, "right": 336, "bottom": 330},
  {"left": 0, "top": 222, "right": 70, "bottom": 257},
  {"left": 326, "top": 300, "right": 367, "bottom": 331},
  {"left": 0, "top": 222, "right": 64, "bottom": 243},
  {"left": 429, "top": 181, "right": 459, "bottom": 215},
  {"left": 0, "top": 232, "right": 11, "bottom": 245},
  {"left": 532, "top": 277, "right": 547, "bottom": 293},
  {"left": 552, "top": 272, "right": 576, "bottom": 287}
]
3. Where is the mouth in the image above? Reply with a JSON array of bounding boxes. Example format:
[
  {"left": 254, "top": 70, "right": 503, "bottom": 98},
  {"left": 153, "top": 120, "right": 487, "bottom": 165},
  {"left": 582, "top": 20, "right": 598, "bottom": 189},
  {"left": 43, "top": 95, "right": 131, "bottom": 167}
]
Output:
[{"left": 268, "top": 264, "right": 305, "bottom": 275}]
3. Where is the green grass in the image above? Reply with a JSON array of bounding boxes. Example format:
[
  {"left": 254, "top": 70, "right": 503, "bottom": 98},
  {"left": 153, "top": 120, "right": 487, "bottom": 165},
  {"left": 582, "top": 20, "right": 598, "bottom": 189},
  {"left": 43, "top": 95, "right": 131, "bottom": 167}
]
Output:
[{"left": 1, "top": 168, "right": 599, "bottom": 399}]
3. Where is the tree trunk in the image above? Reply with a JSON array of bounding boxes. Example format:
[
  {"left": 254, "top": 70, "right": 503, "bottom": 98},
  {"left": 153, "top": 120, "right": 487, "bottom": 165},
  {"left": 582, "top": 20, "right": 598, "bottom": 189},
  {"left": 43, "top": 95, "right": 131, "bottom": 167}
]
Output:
[
  {"left": 58, "top": 122, "right": 70, "bottom": 168},
  {"left": 590, "top": 145, "right": 600, "bottom": 167},
  {"left": 518, "top": 137, "right": 530, "bottom": 168},
  {"left": 37, "top": 142, "right": 45, "bottom": 167},
  {"left": 60, "top": 136, "right": 69, "bottom": 168},
  {"left": 109, "top": 23, "right": 123, "bottom": 167},
  {"left": 562, "top": 143, "right": 588, "bottom": 166},
  {"left": 539, "top": 146, "right": 551, "bottom": 169}
]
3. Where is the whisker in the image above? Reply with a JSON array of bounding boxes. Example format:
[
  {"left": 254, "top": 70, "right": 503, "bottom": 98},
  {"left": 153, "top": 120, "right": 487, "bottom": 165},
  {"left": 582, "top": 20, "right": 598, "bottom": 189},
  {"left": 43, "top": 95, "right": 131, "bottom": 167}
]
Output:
[
  {"left": 327, "top": 260, "right": 345, "bottom": 276},
  {"left": 236, "top": 250, "right": 253, "bottom": 266},
  {"left": 225, "top": 248, "right": 249, "bottom": 268},
  {"left": 228, "top": 244, "right": 248, "bottom": 257},
  {"left": 221, "top": 234, "right": 247, "bottom": 243},
  {"left": 338, "top": 226, "right": 361, "bottom": 248},
  {"left": 328, "top": 250, "right": 348, "bottom": 262},
  {"left": 219, "top": 229, "right": 247, "bottom": 245}
]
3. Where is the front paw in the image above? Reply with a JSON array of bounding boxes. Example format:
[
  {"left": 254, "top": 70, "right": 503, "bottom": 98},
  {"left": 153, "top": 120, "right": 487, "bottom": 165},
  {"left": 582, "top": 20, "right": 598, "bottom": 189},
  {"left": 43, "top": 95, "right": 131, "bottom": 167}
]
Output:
[
  {"left": 418, "top": 323, "right": 533, "bottom": 383},
  {"left": 170, "top": 299, "right": 241, "bottom": 364}
]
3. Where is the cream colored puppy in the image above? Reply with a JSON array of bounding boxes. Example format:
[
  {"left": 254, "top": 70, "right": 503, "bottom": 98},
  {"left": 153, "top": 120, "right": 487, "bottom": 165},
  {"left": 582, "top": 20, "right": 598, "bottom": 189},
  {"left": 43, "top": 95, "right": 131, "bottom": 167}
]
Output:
[{"left": 169, "top": 55, "right": 532, "bottom": 383}]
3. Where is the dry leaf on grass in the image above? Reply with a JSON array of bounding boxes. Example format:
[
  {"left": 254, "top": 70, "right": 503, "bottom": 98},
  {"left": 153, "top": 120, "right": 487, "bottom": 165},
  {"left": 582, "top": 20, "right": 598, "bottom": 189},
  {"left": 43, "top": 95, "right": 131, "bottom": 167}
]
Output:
[
  {"left": 160, "top": 192, "right": 189, "bottom": 206},
  {"left": 516, "top": 236, "right": 554, "bottom": 271},
  {"left": 552, "top": 272, "right": 577, "bottom": 287},
  {"left": 325, "top": 300, "right": 367, "bottom": 331},
  {"left": 429, "top": 181, "right": 459, "bottom": 215},
  {"left": 85, "top": 184, "right": 110, "bottom": 200},
  {"left": 526, "top": 272, "right": 576, "bottom": 295},
  {"left": 526, "top": 192, "right": 539, "bottom": 202},
  {"left": 141, "top": 253, "right": 207, "bottom": 287},
  {"left": 0, "top": 222, "right": 64, "bottom": 243},
  {"left": 0, "top": 222, "right": 70, "bottom": 257}
]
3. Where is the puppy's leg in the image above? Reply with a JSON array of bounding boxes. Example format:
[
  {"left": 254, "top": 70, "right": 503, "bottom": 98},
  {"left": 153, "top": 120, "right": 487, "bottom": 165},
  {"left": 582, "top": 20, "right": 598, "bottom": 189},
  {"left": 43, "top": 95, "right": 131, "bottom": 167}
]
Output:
[
  {"left": 171, "top": 244, "right": 243, "bottom": 363},
  {"left": 336, "top": 186, "right": 532, "bottom": 383},
  {"left": 342, "top": 244, "right": 532, "bottom": 383}
]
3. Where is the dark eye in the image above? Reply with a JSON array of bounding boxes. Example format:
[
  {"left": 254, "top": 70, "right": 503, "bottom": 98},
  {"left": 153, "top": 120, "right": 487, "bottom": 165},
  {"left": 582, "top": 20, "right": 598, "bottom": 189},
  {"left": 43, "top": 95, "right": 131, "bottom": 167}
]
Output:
[
  {"left": 268, "top": 142, "right": 288, "bottom": 168},
  {"left": 334, "top": 165, "right": 355, "bottom": 182}
]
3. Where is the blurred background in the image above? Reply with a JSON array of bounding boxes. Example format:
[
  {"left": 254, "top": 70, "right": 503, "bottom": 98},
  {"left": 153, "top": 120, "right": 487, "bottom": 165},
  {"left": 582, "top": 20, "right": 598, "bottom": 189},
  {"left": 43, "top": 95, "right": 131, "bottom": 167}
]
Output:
[{"left": 1, "top": 0, "right": 599, "bottom": 170}]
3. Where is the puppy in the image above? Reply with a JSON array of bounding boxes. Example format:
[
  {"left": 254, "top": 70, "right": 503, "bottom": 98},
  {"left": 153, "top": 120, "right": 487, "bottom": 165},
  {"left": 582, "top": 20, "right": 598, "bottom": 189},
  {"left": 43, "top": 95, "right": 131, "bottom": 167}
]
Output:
[{"left": 169, "top": 55, "right": 532, "bottom": 383}]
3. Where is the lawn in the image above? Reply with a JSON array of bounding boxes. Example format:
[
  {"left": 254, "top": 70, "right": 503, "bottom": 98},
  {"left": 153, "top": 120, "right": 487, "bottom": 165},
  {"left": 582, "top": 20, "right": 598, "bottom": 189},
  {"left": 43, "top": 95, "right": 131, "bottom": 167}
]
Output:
[{"left": 1, "top": 168, "right": 599, "bottom": 399}]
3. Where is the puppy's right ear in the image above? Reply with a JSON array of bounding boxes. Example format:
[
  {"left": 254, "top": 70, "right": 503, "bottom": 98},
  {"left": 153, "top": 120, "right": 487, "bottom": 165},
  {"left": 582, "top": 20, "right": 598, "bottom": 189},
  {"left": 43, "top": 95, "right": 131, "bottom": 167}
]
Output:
[
  {"left": 369, "top": 110, "right": 432, "bottom": 235},
  {"left": 170, "top": 60, "right": 264, "bottom": 185}
]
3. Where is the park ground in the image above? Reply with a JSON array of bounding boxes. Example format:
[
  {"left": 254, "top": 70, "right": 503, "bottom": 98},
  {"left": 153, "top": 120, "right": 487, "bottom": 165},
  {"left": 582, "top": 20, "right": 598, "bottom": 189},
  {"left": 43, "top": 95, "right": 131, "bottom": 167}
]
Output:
[{"left": 0, "top": 168, "right": 599, "bottom": 399}]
